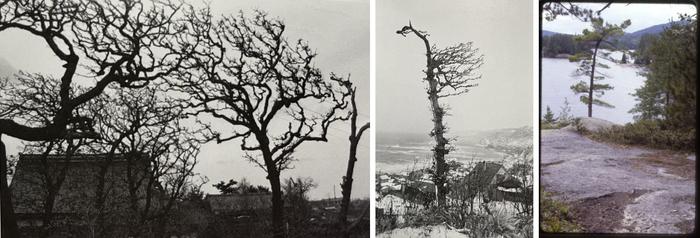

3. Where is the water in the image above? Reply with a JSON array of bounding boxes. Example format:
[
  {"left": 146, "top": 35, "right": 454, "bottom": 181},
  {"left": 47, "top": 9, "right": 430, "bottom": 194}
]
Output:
[
  {"left": 376, "top": 132, "right": 505, "bottom": 173},
  {"left": 541, "top": 52, "right": 647, "bottom": 125}
]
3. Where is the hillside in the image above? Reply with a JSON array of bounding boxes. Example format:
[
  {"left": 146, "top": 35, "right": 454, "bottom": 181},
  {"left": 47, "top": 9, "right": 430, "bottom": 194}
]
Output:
[{"left": 543, "top": 22, "right": 677, "bottom": 50}]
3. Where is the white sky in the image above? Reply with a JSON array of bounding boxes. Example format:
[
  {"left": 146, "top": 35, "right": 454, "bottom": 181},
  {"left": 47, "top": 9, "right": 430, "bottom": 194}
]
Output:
[
  {"left": 543, "top": 3, "right": 697, "bottom": 34},
  {"left": 376, "top": 0, "right": 533, "bottom": 134},
  {"left": 0, "top": 0, "right": 369, "bottom": 200}
]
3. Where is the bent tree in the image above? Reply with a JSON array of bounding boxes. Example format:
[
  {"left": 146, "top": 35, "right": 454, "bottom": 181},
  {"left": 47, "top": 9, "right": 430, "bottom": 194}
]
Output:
[
  {"left": 396, "top": 23, "right": 484, "bottom": 205},
  {"left": 569, "top": 18, "right": 630, "bottom": 117},
  {"left": 0, "top": 0, "right": 188, "bottom": 235},
  {"left": 175, "top": 10, "right": 351, "bottom": 238}
]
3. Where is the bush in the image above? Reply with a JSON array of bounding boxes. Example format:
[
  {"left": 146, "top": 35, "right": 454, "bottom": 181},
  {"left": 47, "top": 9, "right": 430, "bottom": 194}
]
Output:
[
  {"left": 590, "top": 120, "right": 695, "bottom": 151},
  {"left": 540, "top": 189, "right": 581, "bottom": 233}
]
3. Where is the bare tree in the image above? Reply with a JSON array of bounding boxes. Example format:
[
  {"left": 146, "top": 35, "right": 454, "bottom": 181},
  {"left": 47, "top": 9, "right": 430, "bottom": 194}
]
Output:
[
  {"left": 82, "top": 86, "right": 206, "bottom": 237},
  {"left": 0, "top": 0, "right": 191, "bottom": 234},
  {"left": 174, "top": 9, "right": 351, "bottom": 237},
  {"left": 396, "top": 22, "right": 484, "bottom": 205},
  {"left": 338, "top": 81, "right": 369, "bottom": 237}
]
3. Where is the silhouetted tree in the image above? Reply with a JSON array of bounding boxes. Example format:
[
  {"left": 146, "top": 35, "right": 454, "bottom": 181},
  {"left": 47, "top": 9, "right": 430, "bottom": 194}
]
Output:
[
  {"left": 174, "top": 9, "right": 351, "bottom": 238},
  {"left": 213, "top": 178, "right": 270, "bottom": 194},
  {"left": 86, "top": 86, "right": 206, "bottom": 237},
  {"left": 396, "top": 22, "right": 484, "bottom": 205},
  {"left": 569, "top": 18, "right": 630, "bottom": 117},
  {"left": 338, "top": 81, "right": 370, "bottom": 237},
  {"left": 0, "top": 0, "right": 191, "bottom": 234}
]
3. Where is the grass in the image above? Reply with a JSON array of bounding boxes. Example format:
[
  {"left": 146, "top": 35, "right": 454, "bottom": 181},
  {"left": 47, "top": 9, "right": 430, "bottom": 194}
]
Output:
[
  {"left": 540, "top": 121, "right": 570, "bottom": 130},
  {"left": 587, "top": 120, "right": 695, "bottom": 152},
  {"left": 540, "top": 189, "right": 582, "bottom": 233}
]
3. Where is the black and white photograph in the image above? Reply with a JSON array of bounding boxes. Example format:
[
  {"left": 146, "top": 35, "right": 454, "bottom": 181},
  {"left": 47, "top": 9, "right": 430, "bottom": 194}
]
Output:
[
  {"left": 0, "top": 0, "right": 369, "bottom": 237},
  {"left": 540, "top": 1, "right": 696, "bottom": 235},
  {"left": 375, "top": 0, "right": 534, "bottom": 237}
]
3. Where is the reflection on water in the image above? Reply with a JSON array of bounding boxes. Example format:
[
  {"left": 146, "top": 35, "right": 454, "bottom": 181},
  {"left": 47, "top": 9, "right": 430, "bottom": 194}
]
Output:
[{"left": 541, "top": 54, "right": 646, "bottom": 125}]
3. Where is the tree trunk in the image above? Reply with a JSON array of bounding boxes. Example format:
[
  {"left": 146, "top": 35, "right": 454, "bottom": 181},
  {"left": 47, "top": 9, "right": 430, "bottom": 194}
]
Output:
[
  {"left": 427, "top": 80, "right": 449, "bottom": 206},
  {"left": 339, "top": 88, "right": 369, "bottom": 237},
  {"left": 406, "top": 26, "right": 450, "bottom": 206},
  {"left": 1, "top": 134, "right": 20, "bottom": 237},
  {"left": 268, "top": 169, "right": 284, "bottom": 238},
  {"left": 339, "top": 138, "right": 357, "bottom": 226},
  {"left": 588, "top": 40, "right": 602, "bottom": 117}
]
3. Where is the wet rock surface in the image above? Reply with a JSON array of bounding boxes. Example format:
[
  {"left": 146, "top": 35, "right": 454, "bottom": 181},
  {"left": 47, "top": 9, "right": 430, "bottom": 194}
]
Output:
[{"left": 541, "top": 129, "right": 695, "bottom": 234}]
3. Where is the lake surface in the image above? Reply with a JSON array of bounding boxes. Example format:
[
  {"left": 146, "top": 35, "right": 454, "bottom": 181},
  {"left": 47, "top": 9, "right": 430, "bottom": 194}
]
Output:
[{"left": 541, "top": 53, "right": 646, "bottom": 124}]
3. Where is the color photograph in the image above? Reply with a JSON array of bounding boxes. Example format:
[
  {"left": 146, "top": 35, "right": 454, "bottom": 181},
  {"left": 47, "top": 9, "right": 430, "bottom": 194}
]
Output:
[{"left": 540, "top": 1, "right": 696, "bottom": 234}]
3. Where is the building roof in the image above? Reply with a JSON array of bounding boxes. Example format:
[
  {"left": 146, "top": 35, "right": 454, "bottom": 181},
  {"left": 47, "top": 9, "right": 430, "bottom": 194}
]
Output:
[
  {"left": 10, "top": 153, "right": 151, "bottom": 216},
  {"left": 204, "top": 193, "right": 272, "bottom": 213},
  {"left": 469, "top": 161, "right": 506, "bottom": 188}
]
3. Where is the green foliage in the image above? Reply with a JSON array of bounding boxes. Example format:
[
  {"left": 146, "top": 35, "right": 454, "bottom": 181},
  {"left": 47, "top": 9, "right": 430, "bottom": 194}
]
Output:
[
  {"left": 633, "top": 34, "right": 659, "bottom": 65},
  {"left": 620, "top": 51, "right": 628, "bottom": 64},
  {"left": 541, "top": 98, "right": 574, "bottom": 129},
  {"left": 630, "top": 15, "right": 696, "bottom": 130},
  {"left": 540, "top": 189, "right": 582, "bottom": 233},
  {"left": 543, "top": 106, "right": 556, "bottom": 124},
  {"left": 542, "top": 34, "right": 590, "bottom": 57},
  {"left": 569, "top": 18, "right": 630, "bottom": 116},
  {"left": 590, "top": 120, "right": 695, "bottom": 152}
]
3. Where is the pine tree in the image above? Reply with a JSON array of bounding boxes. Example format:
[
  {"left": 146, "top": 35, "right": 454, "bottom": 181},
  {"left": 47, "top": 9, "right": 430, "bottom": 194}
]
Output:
[
  {"left": 630, "top": 15, "right": 696, "bottom": 129},
  {"left": 543, "top": 106, "right": 556, "bottom": 124},
  {"left": 569, "top": 17, "right": 631, "bottom": 117},
  {"left": 621, "top": 51, "right": 628, "bottom": 64}
]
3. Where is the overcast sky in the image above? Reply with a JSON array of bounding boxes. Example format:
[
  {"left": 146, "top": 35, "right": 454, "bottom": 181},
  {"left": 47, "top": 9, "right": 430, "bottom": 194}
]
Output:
[
  {"left": 377, "top": 0, "right": 533, "bottom": 134},
  {"left": 543, "top": 2, "right": 697, "bottom": 34},
  {"left": 0, "top": 0, "right": 369, "bottom": 200}
]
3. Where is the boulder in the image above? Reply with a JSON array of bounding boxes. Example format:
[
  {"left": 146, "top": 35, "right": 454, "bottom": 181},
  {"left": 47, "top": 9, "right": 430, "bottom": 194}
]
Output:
[{"left": 563, "top": 117, "right": 619, "bottom": 133}]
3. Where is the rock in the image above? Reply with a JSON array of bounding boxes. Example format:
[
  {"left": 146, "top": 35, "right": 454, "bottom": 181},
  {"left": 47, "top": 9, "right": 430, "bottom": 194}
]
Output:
[{"left": 568, "top": 117, "right": 620, "bottom": 133}]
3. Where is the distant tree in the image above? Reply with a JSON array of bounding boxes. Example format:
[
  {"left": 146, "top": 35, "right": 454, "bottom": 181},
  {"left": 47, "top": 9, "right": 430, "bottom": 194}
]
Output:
[
  {"left": 213, "top": 178, "right": 271, "bottom": 194},
  {"left": 396, "top": 22, "right": 484, "bottom": 205},
  {"left": 569, "top": 18, "right": 631, "bottom": 117},
  {"left": 621, "top": 51, "right": 628, "bottom": 64},
  {"left": 630, "top": 15, "right": 696, "bottom": 128},
  {"left": 338, "top": 81, "right": 370, "bottom": 237},
  {"left": 633, "top": 34, "right": 659, "bottom": 65},
  {"left": 213, "top": 179, "right": 239, "bottom": 195},
  {"left": 543, "top": 106, "right": 556, "bottom": 124},
  {"left": 175, "top": 9, "right": 352, "bottom": 238},
  {"left": 83, "top": 86, "right": 207, "bottom": 237}
]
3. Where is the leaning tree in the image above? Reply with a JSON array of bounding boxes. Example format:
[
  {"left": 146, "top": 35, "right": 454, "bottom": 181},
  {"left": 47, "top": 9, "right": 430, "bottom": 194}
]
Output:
[
  {"left": 0, "top": 0, "right": 191, "bottom": 235},
  {"left": 396, "top": 22, "right": 484, "bottom": 205},
  {"left": 569, "top": 18, "right": 630, "bottom": 117},
  {"left": 174, "top": 9, "right": 351, "bottom": 238}
]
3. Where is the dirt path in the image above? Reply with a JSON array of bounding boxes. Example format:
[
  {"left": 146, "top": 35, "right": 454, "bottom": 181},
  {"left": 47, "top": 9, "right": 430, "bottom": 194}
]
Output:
[{"left": 541, "top": 128, "right": 695, "bottom": 234}]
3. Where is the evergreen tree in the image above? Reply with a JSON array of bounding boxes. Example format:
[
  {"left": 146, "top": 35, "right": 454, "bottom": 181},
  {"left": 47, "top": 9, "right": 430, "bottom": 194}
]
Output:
[
  {"left": 621, "top": 51, "right": 628, "bottom": 64},
  {"left": 569, "top": 17, "right": 631, "bottom": 117},
  {"left": 630, "top": 15, "right": 696, "bottom": 129},
  {"left": 543, "top": 106, "right": 556, "bottom": 124},
  {"left": 633, "top": 34, "right": 659, "bottom": 65}
]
